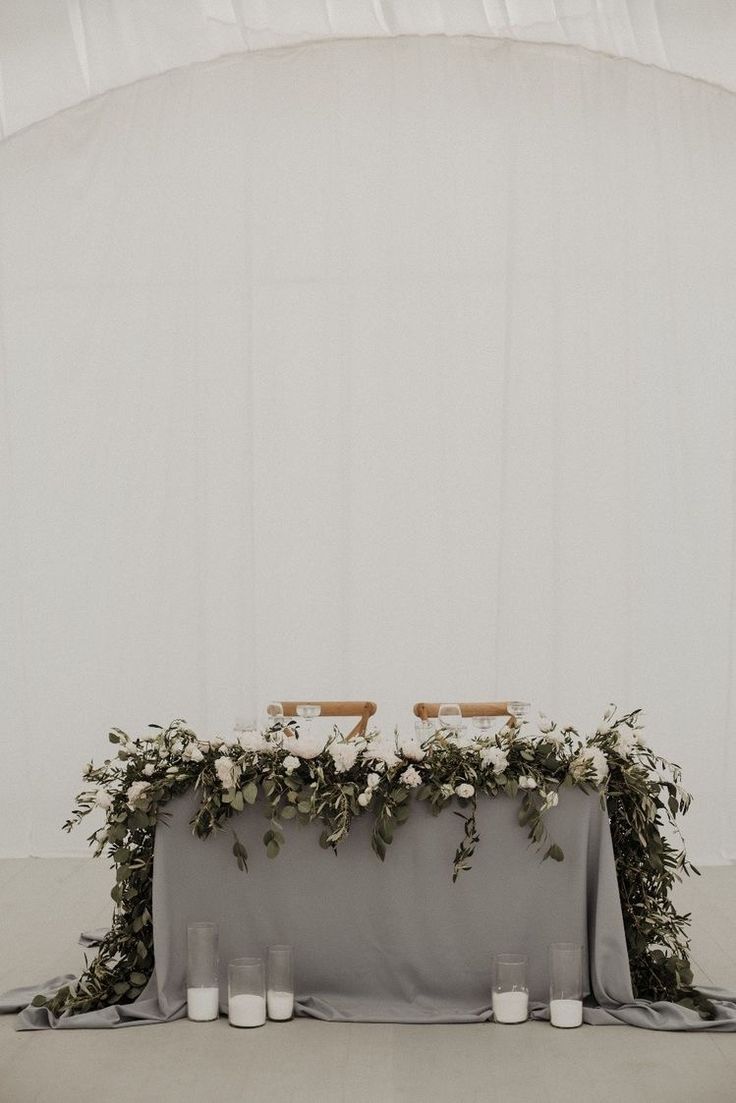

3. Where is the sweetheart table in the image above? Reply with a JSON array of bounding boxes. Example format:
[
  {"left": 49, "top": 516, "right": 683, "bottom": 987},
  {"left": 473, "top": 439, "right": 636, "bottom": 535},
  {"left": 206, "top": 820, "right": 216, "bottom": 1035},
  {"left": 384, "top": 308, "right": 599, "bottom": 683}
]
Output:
[{"left": 5, "top": 714, "right": 736, "bottom": 1031}]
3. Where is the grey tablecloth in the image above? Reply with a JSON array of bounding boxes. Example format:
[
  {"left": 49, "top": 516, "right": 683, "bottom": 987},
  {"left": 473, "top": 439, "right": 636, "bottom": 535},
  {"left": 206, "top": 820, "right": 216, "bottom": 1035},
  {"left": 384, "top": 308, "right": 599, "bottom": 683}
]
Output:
[{"left": 5, "top": 789, "right": 736, "bottom": 1029}]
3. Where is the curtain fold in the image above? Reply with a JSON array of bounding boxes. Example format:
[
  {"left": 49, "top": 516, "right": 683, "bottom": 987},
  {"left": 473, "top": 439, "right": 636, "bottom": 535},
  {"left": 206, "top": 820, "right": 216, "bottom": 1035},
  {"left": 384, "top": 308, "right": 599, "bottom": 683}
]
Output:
[{"left": 1, "top": 36, "right": 735, "bottom": 862}]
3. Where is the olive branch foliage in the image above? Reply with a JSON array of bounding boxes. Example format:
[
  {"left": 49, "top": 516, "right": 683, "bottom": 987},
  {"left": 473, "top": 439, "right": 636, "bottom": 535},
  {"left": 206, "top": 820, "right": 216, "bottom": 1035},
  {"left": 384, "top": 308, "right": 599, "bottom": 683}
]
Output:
[{"left": 33, "top": 709, "right": 713, "bottom": 1020}]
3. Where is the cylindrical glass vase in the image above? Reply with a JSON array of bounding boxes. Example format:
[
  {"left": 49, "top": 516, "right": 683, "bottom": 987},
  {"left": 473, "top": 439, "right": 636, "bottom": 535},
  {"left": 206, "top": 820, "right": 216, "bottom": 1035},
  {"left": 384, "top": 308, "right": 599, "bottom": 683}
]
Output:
[
  {"left": 186, "top": 922, "right": 219, "bottom": 1021},
  {"left": 228, "top": 957, "right": 266, "bottom": 1028},
  {"left": 267, "top": 945, "right": 295, "bottom": 1021},
  {"left": 549, "top": 942, "right": 583, "bottom": 1028},
  {"left": 491, "top": 953, "right": 528, "bottom": 1024}
]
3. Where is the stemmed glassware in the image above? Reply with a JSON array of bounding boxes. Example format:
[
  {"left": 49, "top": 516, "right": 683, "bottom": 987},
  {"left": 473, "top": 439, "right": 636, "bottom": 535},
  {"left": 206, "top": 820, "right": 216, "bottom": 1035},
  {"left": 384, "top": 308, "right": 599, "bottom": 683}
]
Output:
[
  {"left": 266, "top": 702, "right": 284, "bottom": 727},
  {"left": 437, "top": 703, "right": 462, "bottom": 733},
  {"left": 507, "top": 701, "right": 531, "bottom": 723},
  {"left": 296, "top": 703, "right": 320, "bottom": 739}
]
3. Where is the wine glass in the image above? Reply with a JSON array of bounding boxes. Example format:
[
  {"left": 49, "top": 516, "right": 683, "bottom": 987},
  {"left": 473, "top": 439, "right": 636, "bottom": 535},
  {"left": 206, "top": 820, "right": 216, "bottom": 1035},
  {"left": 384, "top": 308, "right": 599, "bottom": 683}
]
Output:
[
  {"left": 438, "top": 703, "right": 462, "bottom": 732},
  {"left": 507, "top": 701, "right": 530, "bottom": 723},
  {"left": 296, "top": 703, "right": 321, "bottom": 739},
  {"left": 266, "top": 702, "right": 284, "bottom": 728},
  {"left": 414, "top": 719, "right": 435, "bottom": 742},
  {"left": 473, "top": 715, "right": 496, "bottom": 734}
]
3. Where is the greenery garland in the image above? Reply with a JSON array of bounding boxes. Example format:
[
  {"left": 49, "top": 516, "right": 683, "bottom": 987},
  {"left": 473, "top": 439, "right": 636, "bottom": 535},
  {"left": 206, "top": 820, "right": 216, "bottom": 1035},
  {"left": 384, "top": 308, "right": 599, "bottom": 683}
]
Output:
[{"left": 32, "top": 707, "right": 713, "bottom": 1020}]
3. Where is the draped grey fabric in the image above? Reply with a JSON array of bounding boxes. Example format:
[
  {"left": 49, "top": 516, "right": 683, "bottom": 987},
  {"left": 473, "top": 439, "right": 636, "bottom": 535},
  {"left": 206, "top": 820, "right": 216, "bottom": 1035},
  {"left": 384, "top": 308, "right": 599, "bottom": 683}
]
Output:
[{"left": 4, "top": 789, "right": 736, "bottom": 1029}]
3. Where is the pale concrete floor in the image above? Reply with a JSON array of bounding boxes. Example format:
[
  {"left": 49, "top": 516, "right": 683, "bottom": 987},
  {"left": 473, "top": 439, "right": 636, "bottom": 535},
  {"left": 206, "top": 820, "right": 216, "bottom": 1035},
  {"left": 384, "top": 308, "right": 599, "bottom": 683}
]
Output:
[{"left": 1, "top": 858, "right": 735, "bottom": 1103}]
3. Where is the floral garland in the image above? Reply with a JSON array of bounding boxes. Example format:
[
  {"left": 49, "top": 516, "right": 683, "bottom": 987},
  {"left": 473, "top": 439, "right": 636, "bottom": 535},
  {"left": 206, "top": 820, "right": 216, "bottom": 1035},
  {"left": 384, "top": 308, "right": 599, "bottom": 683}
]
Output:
[{"left": 32, "top": 707, "right": 713, "bottom": 1019}]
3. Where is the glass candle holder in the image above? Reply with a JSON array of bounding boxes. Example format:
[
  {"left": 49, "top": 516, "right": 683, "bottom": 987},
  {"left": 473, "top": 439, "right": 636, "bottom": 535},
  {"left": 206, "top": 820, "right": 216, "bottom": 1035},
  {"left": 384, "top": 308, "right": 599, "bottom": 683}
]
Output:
[
  {"left": 228, "top": 957, "right": 266, "bottom": 1028},
  {"left": 267, "top": 945, "right": 295, "bottom": 1021},
  {"left": 186, "top": 922, "right": 219, "bottom": 1021},
  {"left": 492, "top": 953, "right": 529, "bottom": 1023},
  {"left": 549, "top": 942, "right": 583, "bottom": 1028}
]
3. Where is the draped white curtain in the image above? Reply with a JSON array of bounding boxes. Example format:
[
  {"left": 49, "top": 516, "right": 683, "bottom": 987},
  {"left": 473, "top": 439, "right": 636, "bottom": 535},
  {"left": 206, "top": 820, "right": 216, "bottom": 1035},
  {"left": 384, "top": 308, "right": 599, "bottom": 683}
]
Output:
[{"left": 1, "top": 36, "right": 735, "bottom": 861}]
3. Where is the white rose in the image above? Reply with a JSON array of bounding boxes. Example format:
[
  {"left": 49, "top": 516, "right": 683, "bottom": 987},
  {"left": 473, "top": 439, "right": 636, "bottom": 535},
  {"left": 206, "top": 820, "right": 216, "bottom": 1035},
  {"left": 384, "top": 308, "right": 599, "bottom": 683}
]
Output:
[
  {"left": 238, "top": 729, "right": 270, "bottom": 754},
  {"left": 126, "top": 781, "right": 151, "bottom": 809},
  {"left": 400, "top": 766, "right": 422, "bottom": 789},
  {"left": 139, "top": 731, "right": 158, "bottom": 743},
  {"left": 291, "top": 734, "right": 326, "bottom": 760},
  {"left": 357, "top": 791, "right": 372, "bottom": 807},
  {"left": 518, "top": 776, "right": 537, "bottom": 790},
  {"left": 455, "top": 783, "right": 475, "bottom": 799},
  {"left": 283, "top": 754, "right": 300, "bottom": 774},
  {"left": 183, "top": 743, "right": 204, "bottom": 763},
  {"left": 538, "top": 713, "right": 555, "bottom": 734},
  {"left": 542, "top": 790, "right": 559, "bottom": 809},
  {"left": 214, "top": 756, "right": 240, "bottom": 790},
  {"left": 367, "top": 772, "right": 381, "bottom": 789},
  {"left": 142, "top": 763, "right": 155, "bottom": 777},
  {"left": 329, "top": 741, "right": 360, "bottom": 774},
  {"left": 366, "top": 736, "right": 399, "bottom": 768},
  {"left": 169, "top": 739, "right": 184, "bottom": 757},
  {"left": 94, "top": 790, "right": 112, "bottom": 810},
  {"left": 400, "top": 737, "right": 426, "bottom": 763},
  {"left": 480, "top": 746, "right": 509, "bottom": 775},
  {"left": 596, "top": 724, "right": 612, "bottom": 737},
  {"left": 613, "top": 726, "right": 639, "bottom": 758},
  {"left": 570, "top": 747, "right": 609, "bottom": 785},
  {"left": 587, "top": 747, "right": 609, "bottom": 783}
]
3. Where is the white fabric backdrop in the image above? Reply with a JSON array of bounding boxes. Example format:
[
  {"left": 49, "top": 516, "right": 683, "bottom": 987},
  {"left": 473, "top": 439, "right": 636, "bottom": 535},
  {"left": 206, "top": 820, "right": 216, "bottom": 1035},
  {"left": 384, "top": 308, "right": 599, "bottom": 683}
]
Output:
[
  {"left": 3, "top": 0, "right": 736, "bottom": 138},
  {"left": 1, "top": 36, "right": 735, "bottom": 861}
]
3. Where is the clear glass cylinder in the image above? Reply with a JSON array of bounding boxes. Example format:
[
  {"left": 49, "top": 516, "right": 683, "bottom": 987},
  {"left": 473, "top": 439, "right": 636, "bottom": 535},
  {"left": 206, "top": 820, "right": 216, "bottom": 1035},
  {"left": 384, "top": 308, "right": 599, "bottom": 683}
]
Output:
[
  {"left": 267, "top": 945, "right": 295, "bottom": 1021},
  {"left": 228, "top": 957, "right": 266, "bottom": 1028},
  {"left": 491, "top": 953, "right": 528, "bottom": 1024},
  {"left": 549, "top": 942, "right": 583, "bottom": 1028},
  {"left": 186, "top": 922, "right": 219, "bottom": 1021}
]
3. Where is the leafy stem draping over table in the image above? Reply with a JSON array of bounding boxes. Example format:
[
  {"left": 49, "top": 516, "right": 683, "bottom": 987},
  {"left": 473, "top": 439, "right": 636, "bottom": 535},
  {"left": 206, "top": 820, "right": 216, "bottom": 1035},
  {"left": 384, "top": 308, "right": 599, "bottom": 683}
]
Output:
[{"left": 34, "top": 707, "right": 713, "bottom": 1019}]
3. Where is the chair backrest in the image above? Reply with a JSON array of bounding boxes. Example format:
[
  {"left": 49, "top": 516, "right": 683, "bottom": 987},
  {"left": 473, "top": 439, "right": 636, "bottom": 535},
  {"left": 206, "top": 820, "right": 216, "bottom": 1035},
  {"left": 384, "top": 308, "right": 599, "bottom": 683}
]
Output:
[
  {"left": 278, "top": 700, "right": 377, "bottom": 740},
  {"left": 413, "top": 701, "right": 512, "bottom": 721}
]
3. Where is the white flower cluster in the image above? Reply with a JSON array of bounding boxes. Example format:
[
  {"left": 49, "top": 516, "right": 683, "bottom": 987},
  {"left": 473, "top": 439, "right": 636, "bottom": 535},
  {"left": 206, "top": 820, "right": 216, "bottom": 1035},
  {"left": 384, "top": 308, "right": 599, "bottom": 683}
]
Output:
[
  {"left": 126, "top": 780, "right": 151, "bottom": 809},
  {"left": 329, "top": 740, "right": 360, "bottom": 774},
  {"left": 479, "top": 745, "right": 509, "bottom": 775},
  {"left": 214, "top": 756, "right": 241, "bottom": 790},
  {"left": 365, "top": 735, "right": 400, "bottom": 768},
  {"left": 570, "top": 746, "right": 609, "bottom": 785},
  {"left": 400, "top": 766, "right": 422, "bottom": 789}
]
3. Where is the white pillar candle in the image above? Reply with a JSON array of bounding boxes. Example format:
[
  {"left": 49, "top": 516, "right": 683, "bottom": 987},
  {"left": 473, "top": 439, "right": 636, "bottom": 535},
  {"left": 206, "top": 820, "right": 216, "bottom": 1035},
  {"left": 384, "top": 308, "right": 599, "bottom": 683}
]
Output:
[
  {"left": 228, "top": 993, "right": 266, "bottom": 1027},
  {"left": 492, "top": 990, "right": 528, "bottom": 1023},
  {"left": 550, "top": 998, "right": 583, "bottom": 1028},
  {"left": 187, "top": 986, "right": 219, "bottom": 1021},
  {"left": 267, "top": 989, "right": 294, "bottom": 1021}
]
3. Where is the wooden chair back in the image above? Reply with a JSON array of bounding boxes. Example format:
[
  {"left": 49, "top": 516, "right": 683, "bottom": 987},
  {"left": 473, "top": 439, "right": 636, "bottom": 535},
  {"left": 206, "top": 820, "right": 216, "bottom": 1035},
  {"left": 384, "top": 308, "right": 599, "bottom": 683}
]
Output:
[{"left": 278, "top": 700, "right": 377, "bottom": 740}]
